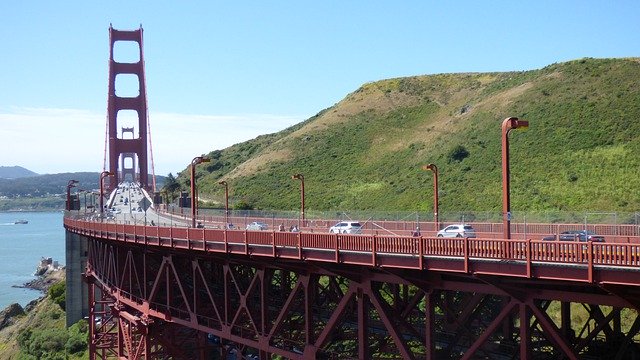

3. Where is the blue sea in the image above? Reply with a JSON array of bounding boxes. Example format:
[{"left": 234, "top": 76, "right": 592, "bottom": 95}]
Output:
[{"left": 0, "top": 211, "right": 65, "bottom": 310}]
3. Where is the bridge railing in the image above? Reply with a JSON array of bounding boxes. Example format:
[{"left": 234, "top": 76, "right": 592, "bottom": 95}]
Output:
[
  {"left": 65, "top": 217, "right": 640, "bottom": 283},
  {"left": 73, "top": 209, "right": 640, "bottom": 244},
  {"left": 155, "top": 207, "right": 640, "bottom": 238}
]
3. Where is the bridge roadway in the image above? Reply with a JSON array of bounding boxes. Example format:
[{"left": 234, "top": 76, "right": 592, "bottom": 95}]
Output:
[
  {"left": 67, "top": 217, "right": 640, "bottom": 287},
  {"left": 78, "top": 182, "right": 640, "bottom": 286},
  {"left": 65, "top": 184, "right": 640, "bottom": 359}
]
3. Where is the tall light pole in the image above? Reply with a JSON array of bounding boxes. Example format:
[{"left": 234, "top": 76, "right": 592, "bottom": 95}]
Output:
[
  {"left": 422, "top": 164, "right": 439, "bottom": 231},
  {"left": 66, "top": 180, "right": 79, "bottom": 211},
  {"left": 91, "top": 191, "right": 99, "bottom": 212},
  {"left": 291, "top": 174, "right": 305, "bottom": 227},
  {"left": 218, "top": 180, "right": 229, "bottom": 226},
  {"left": 191, "top": 156, "right": 210, "bottom": 228},
  {"left": 502, "top": 117, "right": 529, "bottom": 239},
  {"left": 99, "top": 171, "right": 114, "bottom": 214},
  {"left": 78, "top": 189, "right": 88, "bottom": 213}
]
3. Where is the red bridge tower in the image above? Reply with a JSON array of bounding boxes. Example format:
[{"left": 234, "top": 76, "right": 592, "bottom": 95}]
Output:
[{"left": 106, "top": 25, "right": 149, "bottom": 189}]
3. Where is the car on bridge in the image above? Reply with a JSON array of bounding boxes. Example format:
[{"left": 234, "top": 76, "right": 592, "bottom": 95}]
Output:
[
  {"left": 543, "top": 230, "right": 605, "bottom": 242},
  {"left": 246, "top": 222, "right": 269, "bottom": 231},
  {"left": 329, "top": 221, "right": 363, "bottom": 234},
  {"left": 436, "top": 224, "right": 477, "bottom": 238}
]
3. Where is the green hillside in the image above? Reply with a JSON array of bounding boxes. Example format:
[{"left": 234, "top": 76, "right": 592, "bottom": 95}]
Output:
[
  {"left": 165, "top": 58, "right": 640, "bottom": 219},
  {"left": 0, "top": 280, "right": 88, "bottom": 359}
]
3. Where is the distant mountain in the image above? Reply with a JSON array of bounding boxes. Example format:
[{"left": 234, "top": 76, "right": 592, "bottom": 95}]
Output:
[
  {"left": 0, "top": 171, "right": 166, "bottom": 211},
  {"left": 0, "top": 172, "right": 100, "bottom": 197},
  {"left": 0, "top": 172, "right": 166, "bottom": 198},
  {"left": 0, "top": 166, "right": 38, "bottom": 179}
]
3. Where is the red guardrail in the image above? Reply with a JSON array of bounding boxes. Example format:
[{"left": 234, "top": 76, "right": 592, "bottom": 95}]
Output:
[{"left": 65, "top": 218, "right": 640, "bottom": 285}]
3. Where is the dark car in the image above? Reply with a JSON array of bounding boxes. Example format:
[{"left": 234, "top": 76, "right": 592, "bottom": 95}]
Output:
[{"left": 544, "top": 230, "right": 605, "bottom": 242}]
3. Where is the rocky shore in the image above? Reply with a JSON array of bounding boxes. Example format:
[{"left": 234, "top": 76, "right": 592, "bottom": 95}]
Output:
[
  {"left": 13, "top": 269, "right": 64, "bottom": 292},
  {"left": 1, "top": 259, "right": 65, "bottom": 331},
  {"left": 0, "top": 303, "right": 25, "bottom": 330},
  {"left": 12, "top": 257, "right": 64, "bottom": 292}
]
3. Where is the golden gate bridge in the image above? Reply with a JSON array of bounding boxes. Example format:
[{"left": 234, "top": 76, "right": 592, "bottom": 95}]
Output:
[{"left": 63, "top": 26, "right": 640, "bottom": 359}]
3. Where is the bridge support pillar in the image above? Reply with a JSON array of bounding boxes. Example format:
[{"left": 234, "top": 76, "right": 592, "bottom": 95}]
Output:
[
  {"left": 519, "top": 304, "right": 531, "bottom": 360},
  {"left": 65, "top": 230, "right": 89, "bottom": 327},
  {"left": 357, "top": 288, "right": 370, "bottom": 359},
  {"left": 424, "top": 290, "right": 435, "bottom": 360},
  {"left": 561, "top": 301, "right": 572, "bottom": 340}
]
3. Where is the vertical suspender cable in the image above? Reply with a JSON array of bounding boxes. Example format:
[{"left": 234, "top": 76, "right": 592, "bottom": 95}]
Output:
[
  {"left": 103, "top": 114, "right": 109, "bottom": 173},
  {"left": 147, "top": 112, "right": 156, "bottom": 192},
  {"left": 140, "top": 31, "right": 156, "bottom": 193}
]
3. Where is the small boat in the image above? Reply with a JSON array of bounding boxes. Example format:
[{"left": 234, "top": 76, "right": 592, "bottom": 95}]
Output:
[{"left": 14, "top": 220, "right": 28, "bottom": 224}]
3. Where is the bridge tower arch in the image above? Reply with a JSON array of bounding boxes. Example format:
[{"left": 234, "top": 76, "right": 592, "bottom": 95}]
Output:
[
  {"left": 120, "top": 127, "right": 137, "bottom": 183},
  {"left": 106, "top": 25, "right": 149, "bottom": 189}
]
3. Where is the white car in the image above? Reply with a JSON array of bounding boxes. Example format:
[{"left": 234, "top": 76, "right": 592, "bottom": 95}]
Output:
[
  {"left": 329, "top": 221, "right": 363, "bottom": 234},
  {"left": 436, "top": 224, "right": 476, "bottom": 238},
  {"left": 246, "top": 222, "right": 269, "bottom": 231}
]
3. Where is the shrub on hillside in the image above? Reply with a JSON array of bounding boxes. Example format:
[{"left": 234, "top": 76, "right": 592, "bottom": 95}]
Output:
[
  {"left": 448, "top": 145, "right": 470, "bottom": 162},
  {"left": 17, "top": 319, "right": 87, "bottom": 359},
  {"left": 18, "top": 327, "right": 67, "bottom": 359},
  {"left": 47, "top": 282, "right": 66, "bottom": 311},
  {"left": 234, "top": 199, "right": 254, "bottom": 210},
  {"left": 65, "top": 319, "right": 88, "bottom": 354}
]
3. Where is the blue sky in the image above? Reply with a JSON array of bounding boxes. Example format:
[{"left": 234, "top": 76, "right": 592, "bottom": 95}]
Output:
[{"left": 1, "top": 1, "right": 638, "bottom": 176}]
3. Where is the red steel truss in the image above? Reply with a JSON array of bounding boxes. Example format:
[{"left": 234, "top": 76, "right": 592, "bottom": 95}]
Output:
[{"left": 65, "top": 219, "right": 640, "bottom": 359}]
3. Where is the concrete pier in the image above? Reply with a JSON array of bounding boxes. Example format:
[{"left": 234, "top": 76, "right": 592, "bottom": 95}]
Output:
[{"left": 65, "top": 231, "right": 88, "bottom": 327}]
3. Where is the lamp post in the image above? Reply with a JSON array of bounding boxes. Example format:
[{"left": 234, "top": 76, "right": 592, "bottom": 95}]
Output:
[
  {"left": 191, "top": 156, "right": 210, "bottom": 228},
  {"left": 218, "top": 181, "right": 229, "bottom": 226},
  {"left": 291, "top": 174, "right": 305, "bottom": 227},
  {"left": 99, "top": 171, "right": 114, "bottom": 214},
  {"left": 502, "top": 117, "right": 529, "bottom": 239},
  {"left": 66, "top": 180, "right": 79, "bottom": 211},
  {"left": 422, "top": 164, "right": 439, "bottom": 232},
  {"left": 78, "top": 189, "right": 88, "bottom": 213},
  {"left": 90, "top": 191, "right": 98, "bottom": 212}
]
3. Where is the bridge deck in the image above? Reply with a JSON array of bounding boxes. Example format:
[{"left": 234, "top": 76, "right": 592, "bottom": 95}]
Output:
[{"left": 64, "top": 217, "right": 640, "bottom": 287}]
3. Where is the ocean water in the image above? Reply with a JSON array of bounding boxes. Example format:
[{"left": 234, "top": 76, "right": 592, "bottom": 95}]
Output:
[{"left": 0, "top": 211, "right": 65, "bottom": 310}]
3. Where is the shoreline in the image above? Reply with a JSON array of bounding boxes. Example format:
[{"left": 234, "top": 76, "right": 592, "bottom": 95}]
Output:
[
  {"left": 12, "top": 267, "right": 65, "bottom": 293},
  {"left": 1, "top": 268, "right": 65, "bottom": 330}
]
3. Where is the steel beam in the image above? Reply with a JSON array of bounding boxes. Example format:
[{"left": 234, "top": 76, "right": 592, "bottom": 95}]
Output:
[{"left": 84, "top": 235, "right": 640, "bottom": 359}]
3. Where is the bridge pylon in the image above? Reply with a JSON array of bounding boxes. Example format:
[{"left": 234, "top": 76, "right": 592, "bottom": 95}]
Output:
[{"left": 106, "top": 25, "right": 149, "bottom": 190}]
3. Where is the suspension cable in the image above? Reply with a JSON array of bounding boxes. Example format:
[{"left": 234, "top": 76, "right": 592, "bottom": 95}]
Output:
[
  {"left": 147, "top": 111, "right": 156, "bottom": 192},
  {"left": 103, "top": 114, "right": 109, "bottom": 173}
]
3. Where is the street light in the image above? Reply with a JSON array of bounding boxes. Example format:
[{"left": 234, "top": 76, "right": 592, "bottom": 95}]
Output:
[
  {"left": 78, "top": 189, "right": 88, "bottom": 213},
  {"left": 66, "top": 180, "right": 79, "bottom": 211},
  {"left": 502, "top": 117, "right": 529, "bottom": 239},
  {"left": 99, "top": 171, "right": 114, "bottom": 214},
  {"left": 89, "top": 191, "right": 99, "bottom": 212},
  {"left": 218, "top": 180, "right": 229, "bottom": 226},
  {"left": 191, "top": 156, "right": 210, "bottom": 228},
  {"left": 291, "top": 174, "right": 305, "bottom": 227},
  {"left": 422, "top": 164, "right": 439, "bottom": 232}
]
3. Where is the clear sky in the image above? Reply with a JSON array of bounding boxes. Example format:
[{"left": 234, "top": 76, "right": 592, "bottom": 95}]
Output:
[{"left": 1, "top": 1, "right": 638, "bottom": 176}]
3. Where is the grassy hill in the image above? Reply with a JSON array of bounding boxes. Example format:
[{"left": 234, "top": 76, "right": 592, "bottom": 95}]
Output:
[
  {"left": 166, "top": 58, "right": 640, "bottom": 220},
  {"left": 0, "top": 277, "right": 88, "bottom": 359}
]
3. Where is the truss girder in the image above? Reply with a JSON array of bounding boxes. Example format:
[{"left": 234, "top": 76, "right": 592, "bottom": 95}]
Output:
[{"left": 85, "top": 237, "right": 640, "bottom": 359}]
